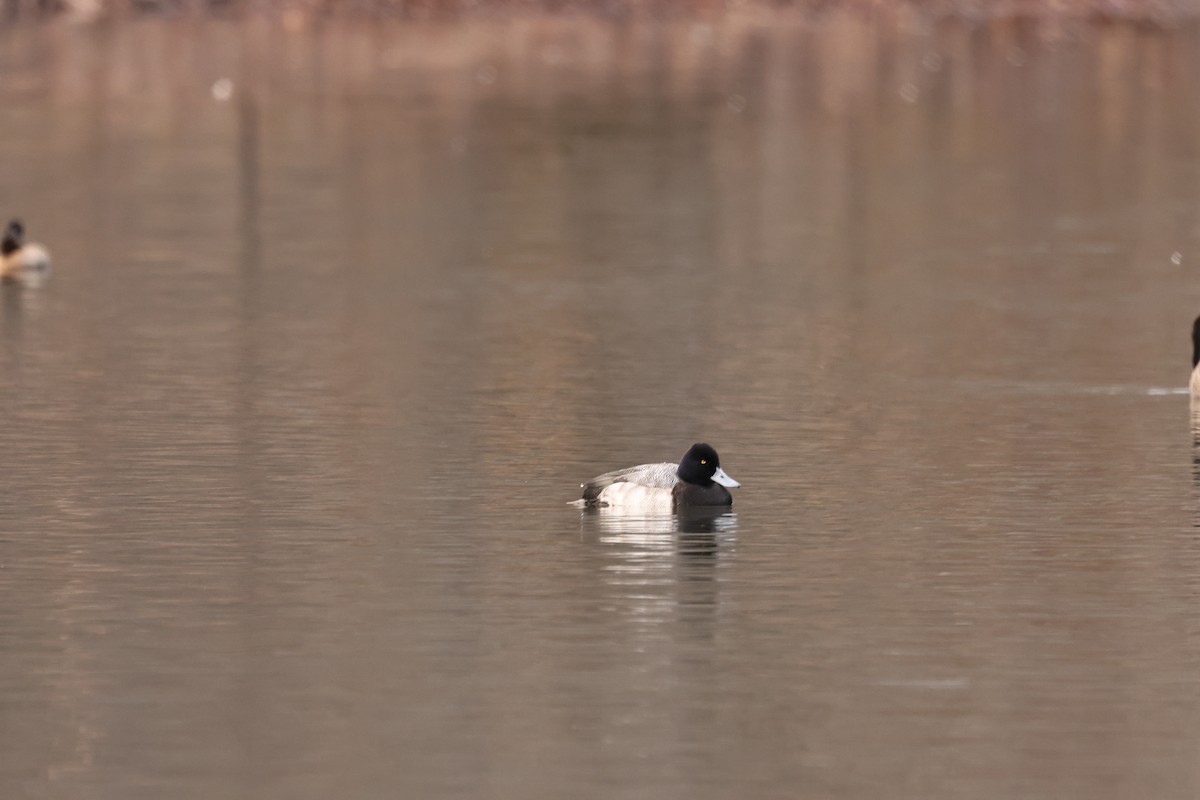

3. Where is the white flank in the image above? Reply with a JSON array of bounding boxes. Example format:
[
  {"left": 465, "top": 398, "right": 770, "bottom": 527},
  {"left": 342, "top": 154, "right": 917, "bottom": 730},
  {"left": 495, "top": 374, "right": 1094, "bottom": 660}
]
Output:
[{"left": 596, "top": 482, "right": 675, "bottom": 512}]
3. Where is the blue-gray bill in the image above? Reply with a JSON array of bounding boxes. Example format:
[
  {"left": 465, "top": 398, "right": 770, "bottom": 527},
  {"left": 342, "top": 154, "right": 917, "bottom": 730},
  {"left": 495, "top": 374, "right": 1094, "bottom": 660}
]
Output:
[{"left": 711, "top": 467, "right": 740, "bottom": 488}]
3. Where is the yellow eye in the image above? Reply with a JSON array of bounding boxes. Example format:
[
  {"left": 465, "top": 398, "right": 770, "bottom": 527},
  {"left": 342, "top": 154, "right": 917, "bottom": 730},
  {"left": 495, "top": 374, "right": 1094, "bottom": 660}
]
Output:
[{"left": 700, "top": 459, "right": 707, "bottom": 465}]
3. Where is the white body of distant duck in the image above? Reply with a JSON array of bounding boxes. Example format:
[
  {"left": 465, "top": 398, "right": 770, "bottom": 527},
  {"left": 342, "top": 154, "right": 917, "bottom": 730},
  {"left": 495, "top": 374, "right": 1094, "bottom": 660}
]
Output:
[{"left": 1, "top": 219, "right": 51, "bottom": 286}]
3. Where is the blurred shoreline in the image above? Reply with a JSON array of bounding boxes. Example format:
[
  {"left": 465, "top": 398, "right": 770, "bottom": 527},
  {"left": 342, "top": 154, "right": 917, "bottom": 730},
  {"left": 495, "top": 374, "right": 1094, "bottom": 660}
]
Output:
[{"left": 3, "top": 0, "right": 1200, "bottom": 26}]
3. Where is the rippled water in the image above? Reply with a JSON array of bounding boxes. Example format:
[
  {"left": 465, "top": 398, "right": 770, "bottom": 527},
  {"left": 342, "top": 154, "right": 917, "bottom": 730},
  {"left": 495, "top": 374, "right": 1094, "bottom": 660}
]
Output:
[{"left": 3, "top": 13, "right": 1200, "bottom": 799}]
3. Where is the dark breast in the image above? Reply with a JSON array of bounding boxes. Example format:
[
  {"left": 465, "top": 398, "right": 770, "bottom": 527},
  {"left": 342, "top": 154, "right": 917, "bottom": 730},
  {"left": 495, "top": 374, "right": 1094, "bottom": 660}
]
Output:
[{"left": 671, "top": 482, "right": 733, "bottom": 508}]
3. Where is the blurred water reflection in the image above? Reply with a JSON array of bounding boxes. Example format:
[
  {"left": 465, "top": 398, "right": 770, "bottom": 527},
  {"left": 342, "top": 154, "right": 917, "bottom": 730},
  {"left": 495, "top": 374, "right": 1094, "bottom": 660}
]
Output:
[
  {"left": 576, "top": 509, "right": 734, "bottom": 633},
  {"left": 2, "top": 12, "right": 1200, "bottom": 800}
]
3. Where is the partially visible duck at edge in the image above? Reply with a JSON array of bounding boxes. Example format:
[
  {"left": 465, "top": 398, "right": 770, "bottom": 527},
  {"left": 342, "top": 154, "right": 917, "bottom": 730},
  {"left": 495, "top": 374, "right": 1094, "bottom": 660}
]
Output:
[
  {"left": 1191, "top": 316, "right": 1200, "bottom": 398},
  {"left": 1, "top": 219, "right": 51, "bottom": 286},
  {"left": 578, "top": 443, "right": 741, "bottom": 511}
]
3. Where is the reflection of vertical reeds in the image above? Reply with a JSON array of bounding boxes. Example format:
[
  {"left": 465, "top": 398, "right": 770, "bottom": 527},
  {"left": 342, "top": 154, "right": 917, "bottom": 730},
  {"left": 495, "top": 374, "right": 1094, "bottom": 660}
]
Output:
[
  {"left": 4, "top": 7, "right": 1194, "bottom": 488},
  {"left": 236, "top": 79, "right": 259, "bottom": 278}
]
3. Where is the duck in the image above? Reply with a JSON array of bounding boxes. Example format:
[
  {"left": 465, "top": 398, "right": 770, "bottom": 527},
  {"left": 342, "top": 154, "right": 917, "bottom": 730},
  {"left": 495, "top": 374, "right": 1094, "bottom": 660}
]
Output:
[
  {"left": 578, "top": 443, "right": 741, "bottom": 510},
  {"left": 1, "top": 219, "right": 51, "bottom": 285},
  {"left": 1191, "top": 316, "right": 1200, "bottom": 398}
]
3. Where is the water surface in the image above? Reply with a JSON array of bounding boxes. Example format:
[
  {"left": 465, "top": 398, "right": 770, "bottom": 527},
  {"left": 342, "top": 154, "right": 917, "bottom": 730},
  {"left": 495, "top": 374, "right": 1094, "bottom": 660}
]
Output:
[{"left": 2, "top": 14, "right": 1200, "bottom": 799}]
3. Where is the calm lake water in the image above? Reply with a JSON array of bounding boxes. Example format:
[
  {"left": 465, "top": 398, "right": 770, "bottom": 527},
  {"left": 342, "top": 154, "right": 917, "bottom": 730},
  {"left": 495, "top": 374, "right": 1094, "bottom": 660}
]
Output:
[{"left": 2, "top": 12, "right": 1200, "bottom": 799}]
